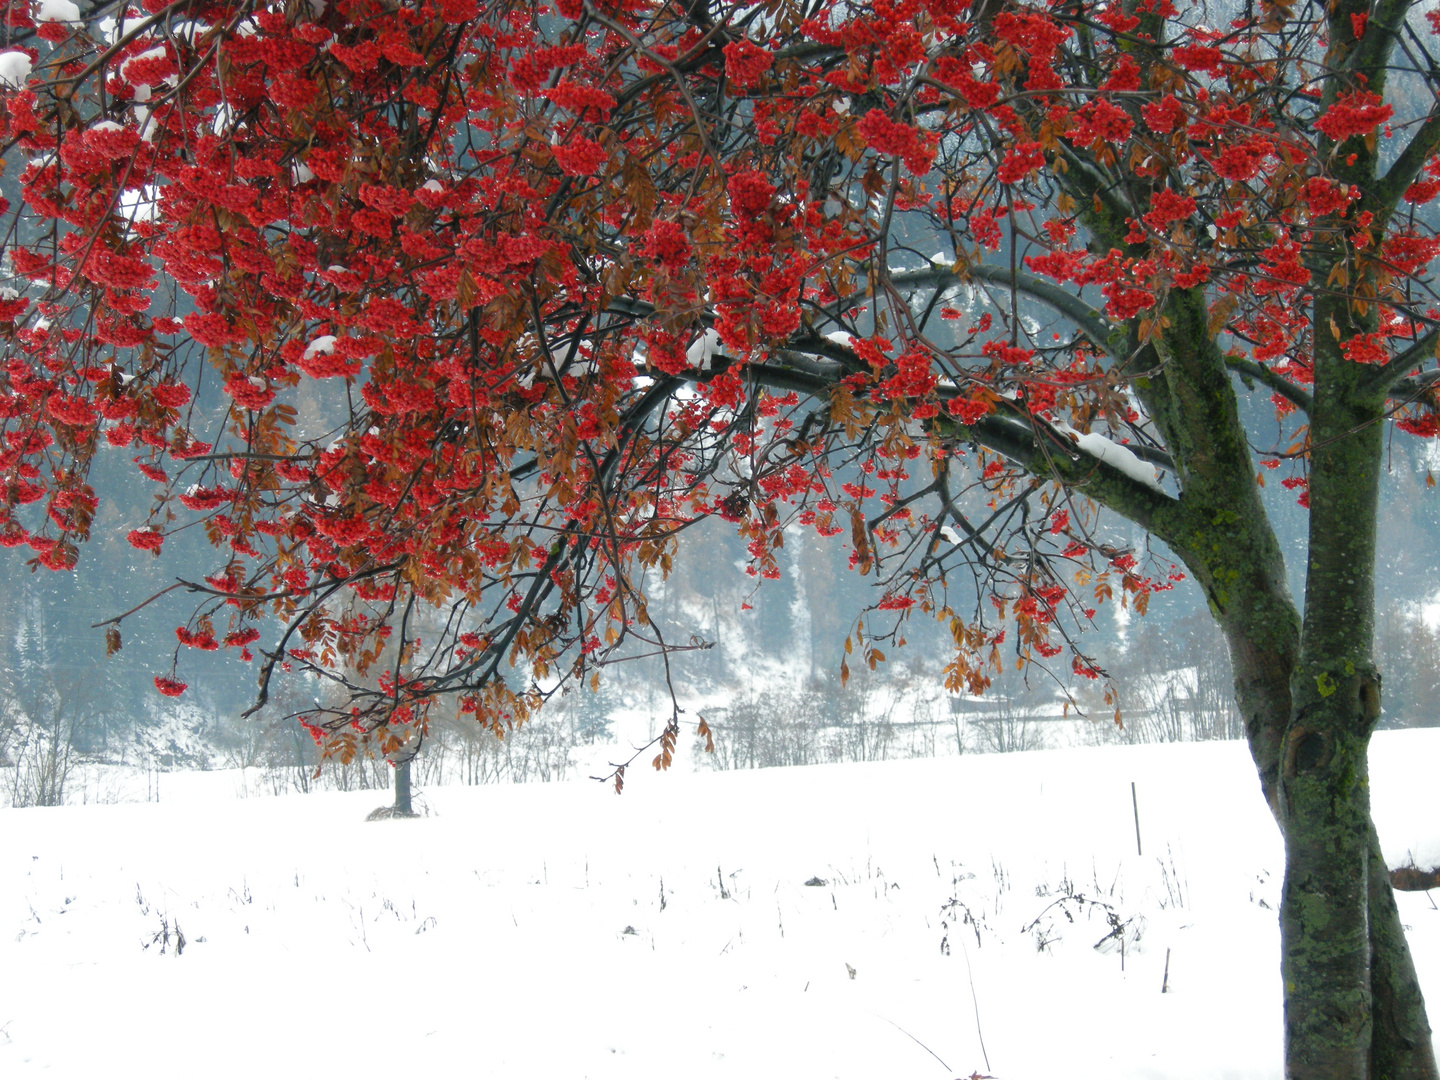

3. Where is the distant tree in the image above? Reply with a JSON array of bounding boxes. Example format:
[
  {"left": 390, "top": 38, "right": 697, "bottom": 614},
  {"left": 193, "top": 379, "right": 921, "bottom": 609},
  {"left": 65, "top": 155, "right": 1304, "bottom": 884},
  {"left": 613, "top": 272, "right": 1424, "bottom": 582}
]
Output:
[
  {"left": 1, "top": 611, "right": 97, "bottom": 806},
  {"left": 1376, "top": 608, "right": 1440, "bottom": 728},
  {"left": 3, "top": 0, "right": 1440, "bottom": 1073}
]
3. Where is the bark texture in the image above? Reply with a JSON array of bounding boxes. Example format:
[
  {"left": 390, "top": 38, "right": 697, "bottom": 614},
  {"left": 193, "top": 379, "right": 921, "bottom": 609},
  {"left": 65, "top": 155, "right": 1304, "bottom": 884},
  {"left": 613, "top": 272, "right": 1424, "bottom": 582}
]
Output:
[{"left": 1121, "top": 292, "right": 1436, "bottom": 1079}]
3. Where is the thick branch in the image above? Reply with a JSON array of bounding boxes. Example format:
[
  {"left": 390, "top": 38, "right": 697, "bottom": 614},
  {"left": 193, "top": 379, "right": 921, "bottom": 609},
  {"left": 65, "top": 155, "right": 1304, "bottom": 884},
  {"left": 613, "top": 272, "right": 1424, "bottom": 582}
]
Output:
[
  {"left": 1374, "top": 105, "right": 1440, "bottom": 220},
  {"left": 1345, "top": 0, "right": 1418, "bottom": 85},
  {"left": 1359, "top": 323, "right": 1440, "bottom": 397}
]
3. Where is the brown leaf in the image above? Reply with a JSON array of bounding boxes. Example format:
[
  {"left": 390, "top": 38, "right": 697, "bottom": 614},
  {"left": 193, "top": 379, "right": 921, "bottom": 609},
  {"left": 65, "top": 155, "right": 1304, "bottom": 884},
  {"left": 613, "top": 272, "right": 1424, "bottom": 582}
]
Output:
[{"left": 850, "top": 510, "right": 872, "bottom": 575}]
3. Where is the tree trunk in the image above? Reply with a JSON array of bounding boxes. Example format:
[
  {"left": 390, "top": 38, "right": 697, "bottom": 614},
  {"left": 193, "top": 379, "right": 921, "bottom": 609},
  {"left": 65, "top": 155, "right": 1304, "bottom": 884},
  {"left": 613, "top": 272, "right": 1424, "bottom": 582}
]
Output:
[
  {"left": 1135, "top": 291, "right": 1435, "bottom": 1079},
  {"left": 1274, "top": 299, "right": 1433, "bottom": 1079},
  {"left": 1278, "top": 314, "right": 1378, "bottom": 1079},
  {"left": 1368, "top": 823, "right": 1437, "bottom": 1079},
  {"left": 394, "top": 757, "right": 413, "bottom": 816},
  {"left": 1227, "top": 622, "right": 1434, "bottom": 1079},
  {"left": 1278, "top": 699, "right": 1377, "bottom": 1078}
]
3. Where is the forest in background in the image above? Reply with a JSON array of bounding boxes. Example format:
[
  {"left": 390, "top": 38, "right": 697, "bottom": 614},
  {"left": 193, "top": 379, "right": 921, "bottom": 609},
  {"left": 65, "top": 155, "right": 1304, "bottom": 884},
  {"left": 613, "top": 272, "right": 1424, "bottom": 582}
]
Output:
[{"left": 2, "top": 405, "right": 1439, "bottom": 807}]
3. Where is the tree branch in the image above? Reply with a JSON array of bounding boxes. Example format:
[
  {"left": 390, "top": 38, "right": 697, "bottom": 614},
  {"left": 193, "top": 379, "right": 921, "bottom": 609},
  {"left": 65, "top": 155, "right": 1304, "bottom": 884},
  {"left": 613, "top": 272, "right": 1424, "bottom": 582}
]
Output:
[
  {"left": 1359, "top": 322, "right": 1440, "bottom": 397},
  {"left": 888, "top": 263, "right": 1122, "bottom": 360},
  {"left": 1226, "top": 356, "right": 1315, "bottom": 414},
  {"left": 1374, "top": 104, "right": 1440, "bottom": 219},
  {"left": 1345, "top": 0, "right": 1418, "bottom": 84},
  {"left": 741, "top": 362, "right": 1179, "bottom": 534}
]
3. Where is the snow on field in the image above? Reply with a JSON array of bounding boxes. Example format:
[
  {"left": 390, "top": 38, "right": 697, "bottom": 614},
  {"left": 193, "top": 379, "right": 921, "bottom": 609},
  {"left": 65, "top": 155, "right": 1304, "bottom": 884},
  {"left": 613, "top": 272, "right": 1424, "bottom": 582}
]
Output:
[{"left": 4, "top": 732, "right": 1440, "bottom": 1079}]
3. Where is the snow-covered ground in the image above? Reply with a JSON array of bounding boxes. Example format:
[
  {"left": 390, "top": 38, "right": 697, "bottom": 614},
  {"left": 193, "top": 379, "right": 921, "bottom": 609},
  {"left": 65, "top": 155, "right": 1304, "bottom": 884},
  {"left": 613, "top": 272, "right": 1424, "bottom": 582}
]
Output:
[{"left": 4, "top": 731, "right": 1439, "bottom": 1078}]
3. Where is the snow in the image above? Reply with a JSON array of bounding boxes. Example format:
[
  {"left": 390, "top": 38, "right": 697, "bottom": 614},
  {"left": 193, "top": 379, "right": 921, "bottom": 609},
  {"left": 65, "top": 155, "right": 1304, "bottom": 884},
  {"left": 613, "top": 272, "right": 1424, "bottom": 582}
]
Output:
[
  {"left": 0, "top": 51, "right": 32, "bottom": 90},
  {"left": 1063, "top": 426, "right": 1166, "bottom": 492},
  {"left": 169, "top": 21, "right": 211, "bottom": 43},
  {"left": 303, "top": 335, "right": 337, "bottom": 360},
  {"left": 539, "top": 336, "right": 596, "bottom": 379},
  {"left": 34, "top": 0, "right": 80, "bottom": 22},
  {"left": 686, "top": 328, "right": 723, "bottom": 369},
  {"left": 3, "top": 730, "right": 1438, "bottom": 1077},
  {"left": 97, "top": 14, "right": 135, "bottom": 42},
  {"left": 118, "top": 185, "right": 159, "bottom": 225}
]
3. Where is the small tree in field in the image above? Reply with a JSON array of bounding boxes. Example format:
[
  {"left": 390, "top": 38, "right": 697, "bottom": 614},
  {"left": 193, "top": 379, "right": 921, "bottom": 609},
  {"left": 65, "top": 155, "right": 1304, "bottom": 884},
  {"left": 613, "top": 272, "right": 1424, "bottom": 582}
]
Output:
[{"left": 3, "top": 0, "right": 1440, "bottom": 1072}]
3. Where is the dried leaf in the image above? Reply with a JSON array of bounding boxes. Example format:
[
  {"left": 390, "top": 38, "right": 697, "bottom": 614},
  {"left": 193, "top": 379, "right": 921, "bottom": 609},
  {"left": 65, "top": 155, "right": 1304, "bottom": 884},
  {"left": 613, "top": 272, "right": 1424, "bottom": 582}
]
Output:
[{"left": 850, "top": 510, "right": 872, "bottom": 575}]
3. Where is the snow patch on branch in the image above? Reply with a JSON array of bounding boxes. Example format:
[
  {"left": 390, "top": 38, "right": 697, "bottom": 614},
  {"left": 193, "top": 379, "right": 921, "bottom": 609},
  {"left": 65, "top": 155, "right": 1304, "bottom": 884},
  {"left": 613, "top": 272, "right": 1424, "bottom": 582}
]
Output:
[
  {"left": 0, "top": 51, "right": 32, "bottom": 89},
  {"left": 35, "top": 0, "right": 80, "bottom": 23},
  {"left": 687, "top": 328, "right": 723, "bottom": 369},
  {"left": 303, "top": 336, "right": 337, "bottom": 360},
  {"left": 118, "top": 185, "right": 159, "bottom": 226},
  {"left": 1057, "top": 424, "right": 1165, "bottom": 492}
]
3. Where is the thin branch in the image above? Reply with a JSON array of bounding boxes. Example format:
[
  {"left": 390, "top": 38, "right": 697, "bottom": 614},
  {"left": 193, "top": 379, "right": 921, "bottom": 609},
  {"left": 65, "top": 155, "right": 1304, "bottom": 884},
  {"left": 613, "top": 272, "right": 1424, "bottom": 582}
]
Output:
[
  {"left": 89, "top": 581, "right": 188, "bottom": 628},
  {"left": 1226, "top": 356, "right": 1315, "bottom": 413}
]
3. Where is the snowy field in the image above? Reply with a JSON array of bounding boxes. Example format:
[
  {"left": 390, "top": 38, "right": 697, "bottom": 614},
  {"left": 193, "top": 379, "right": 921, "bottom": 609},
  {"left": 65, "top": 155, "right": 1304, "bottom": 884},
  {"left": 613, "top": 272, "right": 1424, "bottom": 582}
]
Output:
[{"left": 4, "top": 731, "right": 1440, "bottom": 1079}]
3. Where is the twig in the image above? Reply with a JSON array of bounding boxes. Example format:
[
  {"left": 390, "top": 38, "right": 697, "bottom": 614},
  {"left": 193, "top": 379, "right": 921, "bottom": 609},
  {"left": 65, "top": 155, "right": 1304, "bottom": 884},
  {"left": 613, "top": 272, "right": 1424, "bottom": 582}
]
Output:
[
  {"left": 876, "top": 1015, "right": 950, "bottom": 1073},
  {"left": 1131, "top": 781, "right": 1143, "bottom": 857},
  {"left": 959, "top": 935, "right": 992, "bottom": 1073},
  {"left": 89, "top": 581, "right": 187, "bottom": 628}
]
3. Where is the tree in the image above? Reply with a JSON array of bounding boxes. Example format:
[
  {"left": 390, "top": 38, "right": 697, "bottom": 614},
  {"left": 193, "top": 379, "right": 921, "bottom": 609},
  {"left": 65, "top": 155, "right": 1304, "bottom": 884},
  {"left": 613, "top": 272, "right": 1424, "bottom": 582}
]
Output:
[{"left": 1, "top": 0, "right": 1438, "bottom": 1072}]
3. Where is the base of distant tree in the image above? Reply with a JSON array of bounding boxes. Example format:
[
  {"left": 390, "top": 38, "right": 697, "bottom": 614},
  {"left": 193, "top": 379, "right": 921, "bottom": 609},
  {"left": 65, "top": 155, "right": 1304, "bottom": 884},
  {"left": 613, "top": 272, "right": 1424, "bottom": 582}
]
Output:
[
  {"left": 364, "top": 805, "right": 420, "bottom": 821},
  {"left": 1390, "top": 865, "right": 1440, "bottom": 892}
]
